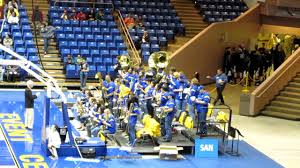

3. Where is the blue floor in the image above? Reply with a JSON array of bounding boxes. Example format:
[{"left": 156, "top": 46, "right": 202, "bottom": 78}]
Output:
[{"left": 0, "top": 90, "right": 283, "bottom": 168}]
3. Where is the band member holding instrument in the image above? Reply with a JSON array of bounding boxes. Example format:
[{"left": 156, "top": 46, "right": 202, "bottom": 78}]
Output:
[
  {"left": 91, "top": 109, "right": 116, "bottom": 137},
  {"left": 161, "top": 93, "right": 176, "bottom": 142},
  {"left": 127, "top": 92, "right": 140, "bottom": 146},
  {"left": 187, "top": 78, "right": 201, "bottom": 125},
  {"left": 173, "top": 73, "right": 189, "bottom": 118},
  {"left": 103, "top": 75, "right": 116, "bottom": 109},
  {"left": 195, "top": 88, "right": 210, "bottom": 135}
]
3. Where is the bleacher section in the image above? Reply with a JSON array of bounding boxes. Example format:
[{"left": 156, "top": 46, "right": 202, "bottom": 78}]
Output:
[
  {"left": 113, "top": 0, "right": 185, "bottom": 62},
  {"left": 49, "top": 6, "right": 128, "bottom": 78},
  {"left": 195, "top": 0, "right": 248, "bottom": 23},
  {"left": 0, "top": 5, "right": 39, "bottom": 66}
]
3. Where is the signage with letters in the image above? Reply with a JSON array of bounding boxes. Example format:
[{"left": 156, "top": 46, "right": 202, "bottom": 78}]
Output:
[{"left": 195, "top": 138, "right": 218, "bottom": 158}]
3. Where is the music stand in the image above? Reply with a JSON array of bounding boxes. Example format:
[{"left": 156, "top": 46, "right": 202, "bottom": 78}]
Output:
[{"left": 227, "top": 126, "right": 243, "bottom": 156}]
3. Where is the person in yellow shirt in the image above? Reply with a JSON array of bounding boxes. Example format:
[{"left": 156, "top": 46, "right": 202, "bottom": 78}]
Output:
[{"left": 7, "top": 6, "right": 19, "bottom": 24}]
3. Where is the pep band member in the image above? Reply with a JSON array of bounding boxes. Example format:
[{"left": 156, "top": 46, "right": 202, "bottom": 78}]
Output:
[
  {"left": 25, "top": 80, "right": 40, "bottom": 130},
  {"left": 207, "top": 69, "right": 228, "bottom": 105}
]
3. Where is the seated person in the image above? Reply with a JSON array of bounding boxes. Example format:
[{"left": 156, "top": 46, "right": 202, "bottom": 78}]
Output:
[
  {"left": 6, "top": 65, "right": 19, "bottom": 82},
  {"left": 66, "top": 54, "right": 74, "bottom": 65},
  {"left": 7, "top": 6, "right": 19, "bottom": 24},
  {"left": 91, "top": 109, "right": 116, "bottom": 138},
  {"left": 60, "top": 9, "right": 69, "bottom": 20},
  {"left": 141, "top": 31, "right": 149, "bottom": 44},
  {"left": 87, "top": 9, "right": 95, "bottom": 20},
  {"left": 47, "top": 124, "right": 61, "bottom": 160},
  {"left": 3, "top": 34, "right": 13, "bottom": 49},
  {"left": 8, "top": 0, "right": 18, "bottom": 10},
  {"left": 124, "top": 14, "right": 135, "bottom": 29},
  {"left": 95, "top": 10, "right": 104, "bottom": 21},
  {"left": 69, "top": 8, "right": 77, "bottom": 20},
  {"left": 76, "top": 10, "right": 87, "bottom": 21},
  {"left": 135, "top": 15, "right": 144, "bottom": 29}
]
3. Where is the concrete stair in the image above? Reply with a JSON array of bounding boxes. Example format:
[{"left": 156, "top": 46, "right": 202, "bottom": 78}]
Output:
[
  {"left": 261, "top": 73, "right": 300, "bottom": 121},
  {"left": 167, "top": 0, "right": 208, "bottom": 54}
]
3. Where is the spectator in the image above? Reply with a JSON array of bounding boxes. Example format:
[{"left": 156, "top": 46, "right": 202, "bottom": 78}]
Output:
[
  {"left": 76, "top": 55, "right": 84, "bottom": 65},
  {"left": 95, "top": 10, "right": 104, "bottom": 21},
  {"left": 40, "top": 23, "right": 56, "bottom": 55},
  {"left": 7, "top": 6, "right": 19, "bottom": 24},
  {"left": 135, "top": 15, "right": 144, "bottom": 29},
  {"left": 32, "top": 6, "right": 43, "bottom": 29},
  {"left": 141, "top": 31, "right": 149, "bottom": 44},
  {"left": 66, "top": 54, "right": 74, "bottom": 65},
  {"left": 60, "top": 9, "right": 69, "bottom": 20},
  {"left": 271, "top": 44, "right": 285, "bottom": 70},
  {"left": 87, "top": 9, "right": 95, "bottom": 20},
  {"left": 124, "top": 14, "right": 135, "bottom": 29},
  {"left": 8, "top": 0, "right": 18, "bottom": 10},
  {"left": 47, "top": 124, "right": 61, "bottom": 160},
  {"left": 76, "top": 10, "right": 86, "bottom": 21},
  {"left": 79, "top": 59, "right": 89, "bottom": 89},
  {"left": 0, "top": 66, "right": 4, "bottom": 82},
  {"left": 69, "top": 8, "right": 78, "bottom": 20},
  {"left": 3, "top": 34, "right": 13, "bottom": 49}
]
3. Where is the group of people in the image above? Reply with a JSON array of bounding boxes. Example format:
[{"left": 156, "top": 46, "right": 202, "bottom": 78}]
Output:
[
  {"left": 73, "top": 62, "right": 228, "bottom": 144},
  {"left": 61, "top": 8, "right": 105, "bottom": 21},
  {"left": 223, "top": 43, "right": 285, "bottom": 86}
]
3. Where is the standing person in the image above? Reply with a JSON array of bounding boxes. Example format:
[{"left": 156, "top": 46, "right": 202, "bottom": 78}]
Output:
[
  {"left": 161, "top": 93, "right": 176, "bottom": 142},
  {"left": 0, "top": 66, "right": 4, "bottom": 82},
  {"left": 32, "top": 6, "right": 43, "bottom": 29},
  {"left": 187, "top": 78, "right": 200, "bottom": 125},
  {"left": 195, "top": 88, "right": 210, "bottom": 135},
  {"left": 3, "top": 34, "right": 13, "bottom": 49},
  {"left": 127, "top": 92, "right": 140, "bottom": 146},
  {"left": 40, "top": 23, "right": 56, "bottom": 55},
  {"left": 206, "top": 69, "right": 228, "bottom": 105},
  {"left": 79, "top": 59, "right": 89, "bottom": 89},
  {"left": 25, "top": 80, "right": 40, "bottom": 130},
  {"left": 47, "top": 124, "right": 61, "bottom": 160}
]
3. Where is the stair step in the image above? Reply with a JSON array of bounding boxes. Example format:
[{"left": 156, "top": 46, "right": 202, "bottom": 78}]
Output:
[
  {"left": 280, "top": 91, "right": 300, "bottom": 99},
  {"left": 289, "top": 82, "right": 300, "bottom": 88},
  {"left": 43, "top": 65, "right": 64, "bottom": 70},
  {"left": 261, "top": 110, "right": 300, "bottom": 121},
  {"left": 276, "top": 96, "right": 300, "bottom": 104},
  {"left": 292, "top": 77, "right": 300, "bottom": 82},
  {"left": 271, "top": 101, "right": 300, "bottom": 110},
  {"left": 40, "top": 57, "right": 61, "bottom": 62},
  {"left": 45, "top": 69, "right": 64, "bottom": 74},
  {"left": 265, "top": 106, "right": 300, "bottom": 115},
  {"left": 285, "top": 86, "right": 300, "bottom": 93}
]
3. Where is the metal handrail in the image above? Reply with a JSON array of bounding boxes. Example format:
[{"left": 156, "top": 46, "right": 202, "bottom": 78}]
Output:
[{"left": 115, "top": 10, "right": 141, "bottom": 66}]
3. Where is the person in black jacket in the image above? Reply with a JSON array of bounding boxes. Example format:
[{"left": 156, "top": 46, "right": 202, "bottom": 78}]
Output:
[{"left": 25, "top": 80, "right": 40, "bottom": 130}]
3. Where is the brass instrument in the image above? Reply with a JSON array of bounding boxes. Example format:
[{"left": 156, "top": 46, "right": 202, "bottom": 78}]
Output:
[{"left": 148, "top": 51, "right": 170, "bottom": 70}]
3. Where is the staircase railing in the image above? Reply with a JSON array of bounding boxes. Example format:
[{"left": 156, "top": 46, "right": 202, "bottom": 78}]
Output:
[
  {"left": 30, "top": 0, "right": 45, "bottom": 70},
  {"left": 115, "top": 10, "right": 141, "bottom": 66}
]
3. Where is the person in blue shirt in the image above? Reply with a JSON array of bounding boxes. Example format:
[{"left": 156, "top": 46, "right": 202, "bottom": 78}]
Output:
[
  {"left": 127, "top": 92, "right": 140, "bottom": 146},
  {"left": 173, "top": 73, "right": 189, "bottom": 118},
  {"left": 91, "top": 109, "right": 116, "bottom": 137},
  {"left": 187, "top": 78, "right": 201, "bottom": 125},
  {"left": 161, "top": 93, "right": 176, "bottom": 142},
  {"left": 103, "top": 75, "right": 116, "bottom": 109},
  {"left": 195, "top": 88, "right": 210, "bottom": 135},
  {"left": 207, "top": 69, "right": 228, "bottom": 105}
]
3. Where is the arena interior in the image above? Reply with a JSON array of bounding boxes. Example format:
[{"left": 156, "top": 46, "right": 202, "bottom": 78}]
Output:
[{"left": 0, "top": 0, "right": 300, "bottom": 168}]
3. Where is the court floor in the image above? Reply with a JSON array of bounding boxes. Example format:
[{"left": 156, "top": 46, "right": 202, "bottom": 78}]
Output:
[{"left": 0, "top": 89, "right": 296, "bottom": 168}]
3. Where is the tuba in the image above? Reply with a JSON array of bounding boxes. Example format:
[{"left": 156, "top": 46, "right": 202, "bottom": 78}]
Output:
[{"left": 148, "top": 51, "right": 170, "bottom": 70}]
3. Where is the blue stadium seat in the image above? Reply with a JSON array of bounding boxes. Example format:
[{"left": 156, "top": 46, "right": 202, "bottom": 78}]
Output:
[
  {"left": 73, "top": 27, "right": 82, "bottom": 34},
  {"left": 151, "top": 44, "right": 160, "bottom": 53},
  {"left": 98, "top": 42, "right": 106, "bottom": 50},
  {"left": 62, "top": 20, "right": 71, "bottom": 27},
  {"left": 13, "top": 32, "right": 22, "bottom": 41},
  {"left": 59, "top": 41, "right": 68, "bottom": 49},
  {"left": 88, "top": 42, "right": 97, "bottom": 49},
  {"left": 89, "top": 65, "right": 97, "bottom": 77},
  {"left": 57, "top": 34, "right": 66, "bottom": 41},
  {"left": 53, "top": 19, "right": 62, "bottom": 26},
  {"left": 117, "top": 43, "right": 126, "bottom": 50},
  {"left": 27, "top": 48, "right": 38, "bottom": 57},
  {"left": 69, "top": 41, "right": 77, "bottom": 49},
  {"left": 107, "top": 42, "right": 117, "bottom": 50},
  {"left": 92, "top": 28, "right": 101, "bottom": 35},
  {"left": 103, "top": 57, "right": 112, "bottom": 65},
  {"left": 141, "top": 43, "right": 150, "bottom": 52},
  {"left": 114, "top": 36, "right": 123, "bottom": 43},
  {"left": 101, "top": 28, "right": 110, "bottom": 35},
  {"left": 159, "top": 37, "right": 168, "bottom": 47},
  {"left": 81, "top": 49, "right": 90, "bottom": 57},
  {"left": 94, "top": 57, "right": 102, "bottom": 65},
  {"left": 85, "top": 34, "right": 94, "bottom": 42},
  {"left": 104, "top": 35, "right": 113, "bottom": 42},
  {"left": 16, "top": 48, "right": 26, "bottom": 56},
  {"left": 99, "top": 21, "right": 107, "bottom": 27},
  {"left": 11, "top": 25, "right": 20, "bottom": 33},
  {"left": 83, "top": 27, "right": 92, "bottom": 34},
  {"left": 66, "top": 34, "right": 75, "bottom": 41},
  {"left": 56, "top": 26, "right": 64, "bottom": 34},
  {"left": 86, "top": 57, "right": 93, "bottom": 65},
  {"left": 111, "top": 28, "right": 120, "bottom": 36},
  {"left": 64, "top": 27, "right": 73, "bottom": 34},
  {"left": 80, "top": 21, "right": 89, "bottom": 27},
  {"left": 14, "top": 40, "right": 24, "bottom": 48},
  {"left": 23, "top": 32, "right": 33, "bottom": 41},
  {"left": 25, "top": 40, "right": 35, "bottom": 48},
  {"left": 91, "top": 49, "right": 100, "bottom": 58},
  {"left": 61, "top": 49, "right": 71, "bottom": 57},
  {"left": 95, "top": 35, "right": 104, "bottom": 42},
  {"left": 110, "top": 50, "right": 119, "bottom": 58},
  {"left": 71, "top": 49, "right": 80, "bottom": 57},
  {"left": 150, "top": 36, "right": 158, "bottom": 44},
  {"left": 71, "top": 20, "right": 79, "bottom": 27},
  {"left": 22, "top": 25, "right": 31, "bottom": 33},
  {"left": 97, "top": 65, "right": 106, "bottom": 75},
  {"left": 166, "top": 30, "right": 174, "bottom": 40},
  {"left": 66, "top": 65, "right": 76, "bottom": 78},
  {"left": 101, "top": 50, "right": 110, "bottom": 58},
  {"left": 89, "top": 20, "right": 98, "bottom": 28},
  {"left": 76, "top": 34, "right": 85, "bottom": 42},
  {"left": 28, "top": 56, "right": 39, "bottom": 63}
]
